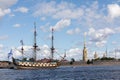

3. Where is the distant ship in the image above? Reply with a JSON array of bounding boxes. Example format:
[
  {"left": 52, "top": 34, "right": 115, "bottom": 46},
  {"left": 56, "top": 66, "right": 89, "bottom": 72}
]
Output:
[{"left": 11, "top": 23, "right": 59, "bottom": 69}]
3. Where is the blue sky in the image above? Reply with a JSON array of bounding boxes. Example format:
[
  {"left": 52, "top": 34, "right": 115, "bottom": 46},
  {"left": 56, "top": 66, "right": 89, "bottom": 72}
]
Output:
[{"left": 0, "top": 0, "right": 120, "bottom": 61}]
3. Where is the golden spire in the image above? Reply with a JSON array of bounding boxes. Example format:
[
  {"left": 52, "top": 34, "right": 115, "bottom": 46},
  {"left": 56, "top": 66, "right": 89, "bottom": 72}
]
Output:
[
  {"left": 106, "top": 47, "right": 107, "bottom": 57},
  {"left": 84, "top": 32, "right": 86, "bottom": 48},
  {"left": 83, "top": 32, "right": 87, "bottom": 62},
  {"left": 94, "top": 51, "right": 98, "bottom": 59}
]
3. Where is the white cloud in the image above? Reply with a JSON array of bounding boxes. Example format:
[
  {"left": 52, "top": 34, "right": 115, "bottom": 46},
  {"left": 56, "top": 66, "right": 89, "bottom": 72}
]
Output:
[
  {"left": 33, "top": 1, "right": 120, "bottom": 30},
  {"left": 9, "top": 13, "right": 15, "bottom": 17},
  {"left": 40, "top": 26, "right": 47, "bottom": 32},
  {"left": 38, "top": 45, "right": 51, "bottom": 59},
  {"left": 67, "top": 48, "right": 82, "bottom": 60},
  {"left": 52, "top": 19, "right": 71, "bottom": 31},
  {"left": 13, "top": 49, "right": 23, "bottom": 59},
  {"left": 115, "top": 27, "right": 120, "bottom": 32},
  {"left": 0, "top": 0, "right": 17, "bottom": 18},
  {"left": 0, "top": 44, "right": 9, "bottom": 61},
  {"left": 12, "top": 45, "right": 50, "bottom": 60},
  {"left": 0, "top": 8, "right": 11, "bottom": 17},
  {"left": 88, "top": 27, "right": 114, "bottom": 47},
  {"left": 0, "top": 53, "right": 8, "bottom": 61},
  {"left": 53, "top": 7, "right": 84, "bottom": 19},
  {"left": 33, "top": 1, "right": 84, "bottom": 19},
  {"left": 40, "top": 23, "right": 50, "bottom": 32},
  {"left": 66, "top": 29, "right": 73, "bottom": 35},
  {"left": 33, "top": 1, "right": 120, "bottom": 31},
  {"left": 75, "top": 28, "right": 80, "bottom": 34},
  {"left": 0, "top": 44, "right": 3, "bottom": 48},
  {"left": 96, "top": 40, "right": 107, "bottom": 47},
  {"left": 33, "top": 1, "right": 56, "bottom": 17},
  {"left": 10, "top": 45, "right": 83, "bottom": 61},
  {"left": 15, "top": 7, "right": 29, "bottom": 13},
  {"left": 13, "top": 24, "right": 21, "bottom": 27},
  {"left": 115, "top": 48, "right": 120, "bottom": 53},
  {"left": 40, "top": 17, "right": 46, "bottom": 21},
  {"left": 0, "top": 0, "right": 17, "bottom": 9},
  {"left": 0, "top": 35, "right": 8, "bottom": 40},
  {"left": 108, "top": 4, "right": 120, "bottom": 19},
  {"left": 0, "top": 44, "right": 4, "bottom": 52},
  {"left": 112, "top": 41, "right": 117, "bottom": 45},
  {"left": 67, "top": 27, "right": 80, "bottom": 35},
  {"left": 13, "top": 45, "right": 33, "bottom": 59}
]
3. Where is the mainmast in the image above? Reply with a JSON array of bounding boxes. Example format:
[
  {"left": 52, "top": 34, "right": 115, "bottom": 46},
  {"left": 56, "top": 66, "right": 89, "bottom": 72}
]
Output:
[
  {"left": 33, "top": 22, "right": 38, "bottom": 61},
  {"left": 51, "top": 28, "right": 55, "bottom": 60}
]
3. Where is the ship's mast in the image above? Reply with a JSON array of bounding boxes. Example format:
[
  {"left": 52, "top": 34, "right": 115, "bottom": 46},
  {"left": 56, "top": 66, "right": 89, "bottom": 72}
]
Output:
[
  {"left": 20, "top": 40, "right": 24, "bottom": 59},
  {"left": 51, "top": 28, "right": 55, "bottom": 60},
  {"left": 33, "top": 22, "right": 38, "bottom": 61}
]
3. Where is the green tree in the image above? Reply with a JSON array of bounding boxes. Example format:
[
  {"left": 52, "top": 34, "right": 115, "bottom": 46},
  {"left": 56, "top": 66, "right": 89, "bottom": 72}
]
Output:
[
  {"left": 29, "top": 58, "right": 35, "bottom": 62},
  {"left": 22, "top": 58, "right": 27, "bottom": 61},
  {"left": 70, "top": 58, "right": 75, "bottom": 65}
]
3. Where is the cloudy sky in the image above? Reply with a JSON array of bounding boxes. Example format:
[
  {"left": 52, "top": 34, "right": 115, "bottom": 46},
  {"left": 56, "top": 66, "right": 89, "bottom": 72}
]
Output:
[{"left": 0, "top": 0, "right": 120, "bottom": 61}]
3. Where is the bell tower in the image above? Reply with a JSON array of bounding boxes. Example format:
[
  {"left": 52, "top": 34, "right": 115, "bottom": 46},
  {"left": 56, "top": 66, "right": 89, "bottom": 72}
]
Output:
[{"left": 83, "top": 33, "right": 87, "bottom": 62}]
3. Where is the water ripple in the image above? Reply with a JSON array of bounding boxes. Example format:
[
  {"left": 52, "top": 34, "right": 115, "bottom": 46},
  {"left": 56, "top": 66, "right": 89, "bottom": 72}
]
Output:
[{"left": 0, "top": 66, "right": 120, "bottom": 80}]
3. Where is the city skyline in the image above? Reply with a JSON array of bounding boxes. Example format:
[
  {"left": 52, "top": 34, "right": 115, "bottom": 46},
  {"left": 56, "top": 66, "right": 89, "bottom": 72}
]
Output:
[{"left": 0, "top": 0, "right": 120, "bottom": 61}]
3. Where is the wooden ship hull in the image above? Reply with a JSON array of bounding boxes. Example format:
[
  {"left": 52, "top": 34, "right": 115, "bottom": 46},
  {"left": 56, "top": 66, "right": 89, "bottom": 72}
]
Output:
[{"left": 12, "top": 61, "right": 59, "bottom": 69}]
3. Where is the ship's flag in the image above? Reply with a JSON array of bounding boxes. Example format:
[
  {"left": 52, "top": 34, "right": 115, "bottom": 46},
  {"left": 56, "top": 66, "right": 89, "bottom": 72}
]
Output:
[
  {"left": 8, "top": 49, "right": 13, "bottom": 59},
  {"left": 64, "top": 53, "right": 66, "bottom": 58},
  {"left": 20, "top": 40, "right": 23, "bottom": 45}
]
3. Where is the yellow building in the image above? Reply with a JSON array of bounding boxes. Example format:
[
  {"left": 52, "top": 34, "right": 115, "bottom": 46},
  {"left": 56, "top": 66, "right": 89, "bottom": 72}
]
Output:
[{"left": 83, "top": 33, "right": 87, "bottom": 62}]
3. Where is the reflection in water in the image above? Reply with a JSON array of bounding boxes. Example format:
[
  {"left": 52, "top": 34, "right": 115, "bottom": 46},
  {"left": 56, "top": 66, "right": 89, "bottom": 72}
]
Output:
[{"left": 0, "top": 66, "right": 120, "bottom": 80}]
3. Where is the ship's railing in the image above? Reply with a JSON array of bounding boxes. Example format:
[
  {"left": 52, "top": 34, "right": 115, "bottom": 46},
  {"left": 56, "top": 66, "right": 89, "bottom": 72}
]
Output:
[{"left": 18, "top": 62, "right": 57, "bottom": 67}]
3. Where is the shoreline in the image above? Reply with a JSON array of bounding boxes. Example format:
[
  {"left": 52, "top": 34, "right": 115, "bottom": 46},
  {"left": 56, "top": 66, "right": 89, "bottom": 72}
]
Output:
[
  {"left": 60, "top": 60, "right": 120, "bottom": 67},
  {"left": 1, "top": 60, "right": 120, "bottom": 69}
]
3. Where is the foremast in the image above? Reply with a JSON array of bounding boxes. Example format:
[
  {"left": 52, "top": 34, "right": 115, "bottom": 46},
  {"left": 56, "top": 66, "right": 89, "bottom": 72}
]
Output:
[{"left": 20, "top": 40, "right": 24, "bottom": 59}]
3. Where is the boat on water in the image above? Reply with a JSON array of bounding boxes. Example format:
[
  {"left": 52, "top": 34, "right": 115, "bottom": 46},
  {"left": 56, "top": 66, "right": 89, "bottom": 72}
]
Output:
[
  {"left": 12, "top": 59, "right": 59, "bottom": 69},
  {"left": 11, "top": 23, "right": 59, "bottom": 69}
]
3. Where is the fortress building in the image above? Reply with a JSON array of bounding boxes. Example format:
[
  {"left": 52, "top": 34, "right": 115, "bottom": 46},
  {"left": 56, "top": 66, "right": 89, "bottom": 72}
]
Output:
[
  {"left": 94, "top": 52, "right": 98, "bottom": 59},
  {"left": 83, "top": 33, "right": 87, "bottom": 62}
]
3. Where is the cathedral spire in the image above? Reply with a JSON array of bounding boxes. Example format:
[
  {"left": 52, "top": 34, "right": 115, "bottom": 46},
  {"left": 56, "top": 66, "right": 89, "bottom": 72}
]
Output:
[
  {"left": 84, "top": 32, "right": 86, "bottom": 48},
  {"left": 83, "top": 32, "right": 87, "bottom": 62},
  {"left": 106, "top": 47, "right": 107, "bottom": 57}
]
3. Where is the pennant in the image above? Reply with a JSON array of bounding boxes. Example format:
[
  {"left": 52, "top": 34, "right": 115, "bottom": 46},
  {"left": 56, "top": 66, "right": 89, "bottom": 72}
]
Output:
[{"left": 8, "top": 49, "right": 13, "bottom": 59}]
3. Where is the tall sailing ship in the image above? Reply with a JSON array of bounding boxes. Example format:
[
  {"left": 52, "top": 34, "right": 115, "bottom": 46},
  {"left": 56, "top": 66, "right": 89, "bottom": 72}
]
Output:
[{"left": 12, "top": 23, "right": 59, "bottom": 69}]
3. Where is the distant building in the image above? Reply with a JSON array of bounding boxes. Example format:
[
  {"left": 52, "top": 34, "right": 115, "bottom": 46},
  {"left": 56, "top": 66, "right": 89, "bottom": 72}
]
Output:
[
  {"left": 103, "top": 53, "right": 106, "bottom": 58},
  {"left": 94, "top": 52, "right": 98, "bottom": 59},
  {"left": 83, "top": 34, "right": 87, "bottom": 62},
  {"left": 0, "top": 61, "right": 9, "bottom": 68},
  {"left": 103, "top": 48, "right": 108, "bottom": 58}
]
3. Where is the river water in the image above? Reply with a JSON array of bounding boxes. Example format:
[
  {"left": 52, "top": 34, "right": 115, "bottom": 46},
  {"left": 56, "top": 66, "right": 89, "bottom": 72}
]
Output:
[{"left": 0, "top": 66, "right": 120, "bottom": 80}]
